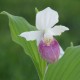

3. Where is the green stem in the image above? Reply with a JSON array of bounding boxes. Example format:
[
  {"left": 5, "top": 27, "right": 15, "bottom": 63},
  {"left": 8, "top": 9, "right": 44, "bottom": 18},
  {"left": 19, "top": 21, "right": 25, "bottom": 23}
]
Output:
[{"left": 40, "top": 63, "right": 48, "bottom": 80}]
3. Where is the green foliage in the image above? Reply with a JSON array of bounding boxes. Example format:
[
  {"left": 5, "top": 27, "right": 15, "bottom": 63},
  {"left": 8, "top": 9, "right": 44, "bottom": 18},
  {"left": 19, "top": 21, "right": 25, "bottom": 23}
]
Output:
[
  {"left": 1, "top": 11, "right": 80, "bottom": 80},
  {"left": 0, "top": 0, "right": 80, "bottom": 80},
  {"left": 1, "top": 11, "right": 46, "bottom": 80},
  {"left": 45, "top": 46, "right": 80, "bottom": 80}
]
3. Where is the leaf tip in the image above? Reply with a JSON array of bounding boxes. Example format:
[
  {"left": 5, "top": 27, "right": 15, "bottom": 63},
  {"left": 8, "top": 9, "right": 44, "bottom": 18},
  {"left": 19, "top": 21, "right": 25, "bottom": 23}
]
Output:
[
  {"left": 0, "top": 11, "right": 12, "bottom": 18},
  {"left": 0, "top": 11, "right": 7, "bottom": 15},
  {"left": 70, "top": 42, "right": 74, "bottom": 47},
  {"left": 35, "top": 7, "right": 39, "bottom": 13}
]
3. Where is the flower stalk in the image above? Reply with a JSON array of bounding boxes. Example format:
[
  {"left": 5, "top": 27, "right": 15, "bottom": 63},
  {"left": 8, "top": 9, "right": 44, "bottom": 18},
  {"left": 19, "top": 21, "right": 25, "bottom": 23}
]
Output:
[{"left": 19, "top": 7, "right": 69, "bottom": 80}]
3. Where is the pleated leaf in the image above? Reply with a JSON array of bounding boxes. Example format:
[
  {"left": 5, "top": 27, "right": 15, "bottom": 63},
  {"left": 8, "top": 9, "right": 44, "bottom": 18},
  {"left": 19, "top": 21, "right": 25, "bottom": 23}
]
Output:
[
  {"left": 0, "top": 11, "right": 46, "bottom": 80},
  {"left": 45, "top": 46, "right": 80, "bottom": 80}
]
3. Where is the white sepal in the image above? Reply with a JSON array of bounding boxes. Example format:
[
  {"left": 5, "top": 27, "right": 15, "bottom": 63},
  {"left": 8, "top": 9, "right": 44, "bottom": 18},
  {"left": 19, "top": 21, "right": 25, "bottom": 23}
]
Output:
[
  {"left": 36, "top": 7, "right": 59, "bottom": 30},
  {"left": 59, "top": 46, "right": 64, "bottom": 59}
]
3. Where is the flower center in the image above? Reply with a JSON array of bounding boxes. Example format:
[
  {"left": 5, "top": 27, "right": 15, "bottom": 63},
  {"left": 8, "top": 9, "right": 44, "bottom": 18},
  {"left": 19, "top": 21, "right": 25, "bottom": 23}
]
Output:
[{"left": 43, "top": 37, "right": 53, "bottom": 46}]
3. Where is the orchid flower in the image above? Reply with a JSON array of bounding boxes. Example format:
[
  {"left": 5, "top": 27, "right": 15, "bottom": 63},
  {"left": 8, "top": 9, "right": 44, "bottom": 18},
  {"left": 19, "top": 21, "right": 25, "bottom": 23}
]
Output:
[{"left": 20, "top": 7, "right": 69, "bottom": 63}]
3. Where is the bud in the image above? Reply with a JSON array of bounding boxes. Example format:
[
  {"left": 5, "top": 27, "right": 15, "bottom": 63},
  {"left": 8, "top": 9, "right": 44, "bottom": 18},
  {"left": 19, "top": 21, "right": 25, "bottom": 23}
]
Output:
[{"left": 39, "top": 38, "right": 60, "bottom": 63}]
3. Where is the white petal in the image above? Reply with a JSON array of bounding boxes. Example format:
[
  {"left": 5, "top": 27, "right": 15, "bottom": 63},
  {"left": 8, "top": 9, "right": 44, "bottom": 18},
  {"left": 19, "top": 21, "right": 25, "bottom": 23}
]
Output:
[
  {"left": 36, "top": 33, "right": 43, "bottom": 46},
  {"left": 19, "top": 31, "right": 42, "bottom": 41},
  {"left": 51, "top": 25, "right": 69, "bottom": 36},
  {"left": 59, "top": 46, "right": 64, "bottom": 59},
  {"left": 44, "top": 29, "right": 53, "bottom": 38},
  {"left": 36, "top": 7, "right": 59, "bottom": 30}
]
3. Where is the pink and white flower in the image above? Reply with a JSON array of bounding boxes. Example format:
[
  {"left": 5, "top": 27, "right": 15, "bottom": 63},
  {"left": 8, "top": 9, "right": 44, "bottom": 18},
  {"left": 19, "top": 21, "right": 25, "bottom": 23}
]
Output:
[{"left": 20, "top": 7, "right": 69, "bottom": 63}]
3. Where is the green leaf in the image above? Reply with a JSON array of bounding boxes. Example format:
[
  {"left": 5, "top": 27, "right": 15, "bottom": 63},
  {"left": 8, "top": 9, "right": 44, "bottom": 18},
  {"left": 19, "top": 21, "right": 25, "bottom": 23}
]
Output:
[
  {"left": 45, "top": 46, "right": 80, "bottom": 80},
  {"left": 0, "top": 11, "right": 46, "bottom": 80},
  {"left": 2, "top": 11, "right": 80, "bottom": 80}
]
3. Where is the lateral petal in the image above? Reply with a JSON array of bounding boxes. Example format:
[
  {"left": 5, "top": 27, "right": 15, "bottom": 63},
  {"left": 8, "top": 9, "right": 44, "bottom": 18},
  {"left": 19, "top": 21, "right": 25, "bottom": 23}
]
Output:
[
  {"left": 51, "top": 25, "right": 69, "bottom": 36},
  {"left": 20, "top": 31, "right": 42, "bottom": 41}
]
